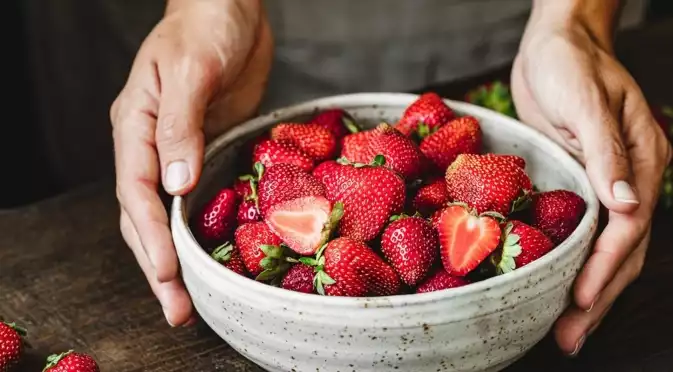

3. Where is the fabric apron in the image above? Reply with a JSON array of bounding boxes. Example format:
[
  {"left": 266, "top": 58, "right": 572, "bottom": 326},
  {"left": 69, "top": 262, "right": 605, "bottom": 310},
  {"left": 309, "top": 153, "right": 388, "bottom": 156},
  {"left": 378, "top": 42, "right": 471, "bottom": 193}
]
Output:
[{"left": 18, "top": 0, "right": 647, "bottom": 191}]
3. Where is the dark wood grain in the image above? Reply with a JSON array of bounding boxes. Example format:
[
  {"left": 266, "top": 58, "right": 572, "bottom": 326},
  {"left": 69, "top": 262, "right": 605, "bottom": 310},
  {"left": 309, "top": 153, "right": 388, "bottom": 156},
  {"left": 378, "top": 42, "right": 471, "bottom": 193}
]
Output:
[{"left": 1, "top": 19, "right": 672, "bottom": 372}]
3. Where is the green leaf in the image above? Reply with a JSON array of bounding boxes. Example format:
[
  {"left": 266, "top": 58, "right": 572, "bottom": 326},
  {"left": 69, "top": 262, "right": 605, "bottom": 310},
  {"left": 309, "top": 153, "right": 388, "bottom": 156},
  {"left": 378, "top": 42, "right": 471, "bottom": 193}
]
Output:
[
  {"left": 43, "top": 350, "right": 74, "bottom": 371},
  {"left": 318, "top": 271, "right": 336, "bottom": 285},
  {"left": 255, "top": 269, "right": 276, "bottom": 282},
  {"left": 511, "top": 194, "right": 532, "bottom": 213},
  {"left": 496, "top": 256, "right": 516, "bottom": 275},
  {"left": 417, "top": 122, "right": 430, "bottom": 138},
  {"left": 254, "top": 162, "right": 265, "bottom": 180},
  {"left": 315, "top": 243, "right": 329, "bottom": 260},
  {"left": 330, "top": 202, "right": 345, "bottom": 226},
  {"left": 299, "top": 257, "right": 318, "bottom": 266},
  {"left": 504, "top": 234, "right": 520, "bottom": 248},
  {"left": 480, "top": 211, "right": 506, "bottom": 222},
  {"left": 336, "top": 157, "right": 351, "bottom": 165},
  {"left": 662, "top": 106, "right": 673, "bottom": 118},
  {"left": 316, "top": 278, "right": 326, "bottom": 296},
  {"left": 3, "top": 322, "right": 27, "bottom": 336},
  {"left": 260, "top": 244, "right": 282, "bottom": 258},
  {"left": 259, "top": 257, "right": 276, "bottom": 270},
  {"left": 211, "top": 242, "right": 234, "bottom": 262},
  {"left": 372, "top": 155, "right": 386, "bottom": 166},
  {"left": 343, "top": 117, "right": 361, "bottom": 134},
  {"left": 238, "top": 174, "right": 254, "bottom": 181}
]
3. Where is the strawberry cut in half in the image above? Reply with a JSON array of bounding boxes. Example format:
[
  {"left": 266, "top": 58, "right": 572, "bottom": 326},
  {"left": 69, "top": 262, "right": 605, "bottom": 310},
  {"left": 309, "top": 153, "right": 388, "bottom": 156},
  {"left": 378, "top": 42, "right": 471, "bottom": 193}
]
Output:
[
  {"left": 266, "top": 197, "right": 344, "bottom": 255},
  {"left": 437, "top": 204, "right": 502, "bottom": 276}
]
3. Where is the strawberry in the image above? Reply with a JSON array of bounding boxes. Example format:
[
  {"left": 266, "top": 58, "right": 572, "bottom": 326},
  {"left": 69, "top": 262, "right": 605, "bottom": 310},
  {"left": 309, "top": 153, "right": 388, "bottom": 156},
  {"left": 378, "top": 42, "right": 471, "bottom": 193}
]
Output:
[
  {"left": 281, "top": 263, "right": 316, "bottom": 294},
  {"left": 257, "top": 163, "right": 326, "bottom": 217},
  {"left": 419, "top": 116, "right": 482, "bottom": 172},
  {"left": 445, "top": 153, "right": 532, "bottom": 216},
  {"left": 312, "top": 237, "right": 401, "bottom": 296},
  {"left": 0, "top": 321, "right": 26, "bottom": 371},
  {"left": 240, "top": 132, "right": 270, "bottom": 167},
  {"left": 311, "top": 108, "right": 360, "bottom": 140},
  {"left": 494, "top": 221, "right": 554, "bottom": 274},
  {"left": 340, "top": 130, "right": 376, "bottom": 164},
  {"left": 43, "top": 350, "right": 99, "bottom": 372},
  {"left": 252, "top": 139, "right": 314, "bottom": 172},
  {"left": 312, "top": 160, "right": 341, "bottom": 185},
  {"left": 395, "top": 92, "right": 455, "bottom": 138},
  {"left": 429, "top": 209, "right": 443, "bottom": 229},
  {"left": 380, "top": 215, "right": 439, "bottom": 286},
  {"left": 233, "top": 177, "right": 254, "bottom": 200},
  {"left": 320, "top": 156, "right": 406, "bottom": 242},
  {"left": 412, "top": 178, "right": 451, "bottom": 216},
  {"left": 194, "top": 188, "right": 238, "bottom": 247},
  {"left": 529, "top": 190, "right": 586, "bottom": 245},
  {"left": 271, "top": 123, "right": 337, "bottom": 161},
  {"left": 237, "top": 200, "right": 261, "bottom": 225},
  {"left": 234, "top": 222, "right": 293, "bottom": 281},
  {"left": 211, "top": 242, "right": 249, "bottom": 276},
  {"left": 341, "top": 123, "right": 424, "bottom": 180},
  {"left": 492, "top": 154, "right": 526, "bottom": 169},
  {"left": 437, "top": 204, "right": 502, "bottom": 276},
  {"left": 415, "top": 267, "right": 470, "bottom": 293}
]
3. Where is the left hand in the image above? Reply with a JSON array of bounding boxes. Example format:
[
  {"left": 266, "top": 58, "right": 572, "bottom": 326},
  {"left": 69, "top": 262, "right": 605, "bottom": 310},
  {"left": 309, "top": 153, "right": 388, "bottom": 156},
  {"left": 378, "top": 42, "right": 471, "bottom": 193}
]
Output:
[{"left": 511, "top": 16, "right": 672, "bottom": 355}]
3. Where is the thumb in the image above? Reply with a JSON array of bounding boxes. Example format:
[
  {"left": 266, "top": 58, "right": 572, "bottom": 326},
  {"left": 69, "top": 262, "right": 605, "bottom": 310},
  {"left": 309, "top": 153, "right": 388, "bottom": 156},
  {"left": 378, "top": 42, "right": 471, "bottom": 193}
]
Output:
[
  {"left": 155, "top": 65, "right": 214, "bottom": 196},
  {"left": 579, "top": 104, "right": 639, "bottom": 214}
]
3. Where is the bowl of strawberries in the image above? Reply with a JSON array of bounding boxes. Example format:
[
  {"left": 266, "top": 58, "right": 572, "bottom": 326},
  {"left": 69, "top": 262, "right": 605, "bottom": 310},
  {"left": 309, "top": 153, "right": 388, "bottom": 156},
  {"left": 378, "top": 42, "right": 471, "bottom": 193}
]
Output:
[{"left": 171, "top": 92, "right": 599, "bottom": 372}]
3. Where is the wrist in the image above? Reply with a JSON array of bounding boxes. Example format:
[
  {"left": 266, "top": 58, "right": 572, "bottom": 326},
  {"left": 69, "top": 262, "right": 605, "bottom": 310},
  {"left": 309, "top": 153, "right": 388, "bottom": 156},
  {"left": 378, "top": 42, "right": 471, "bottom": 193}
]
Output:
[
  {"left": 527, "top": 0, "right": 620, "bottom": 53},
  {"left": 165, "top": 0, "right": 261, "bottom": 17}
]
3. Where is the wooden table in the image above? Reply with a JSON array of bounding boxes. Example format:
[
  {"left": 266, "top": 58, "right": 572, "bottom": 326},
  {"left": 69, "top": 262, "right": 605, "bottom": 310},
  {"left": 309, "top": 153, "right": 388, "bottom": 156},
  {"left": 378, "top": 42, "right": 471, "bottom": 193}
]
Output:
[{"left": 2, "top": 19, "right": 672, "bottom": 372}]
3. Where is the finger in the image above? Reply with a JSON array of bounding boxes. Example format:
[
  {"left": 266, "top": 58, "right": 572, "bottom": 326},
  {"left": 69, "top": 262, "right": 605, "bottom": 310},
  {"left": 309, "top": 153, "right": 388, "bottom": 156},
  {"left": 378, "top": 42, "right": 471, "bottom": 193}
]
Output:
[
  {"left": 113, "top": 91, "right": 179, "bottom": 283},
  {"left": 121, "top": 208, "right": 193, "bottom": 327},
  {"left": 554, "top": 234, "right": 648, "bottom": 355},
  {"left": 155, "top": 57, "right": 218, "bottom": 195},
  {"left": 578, "top": 92, "right": 640, "bottom": 213}
]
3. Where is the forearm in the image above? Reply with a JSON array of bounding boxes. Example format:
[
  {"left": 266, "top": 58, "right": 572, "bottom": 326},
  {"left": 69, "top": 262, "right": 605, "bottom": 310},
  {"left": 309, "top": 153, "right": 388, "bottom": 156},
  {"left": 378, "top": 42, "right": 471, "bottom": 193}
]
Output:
[{"left": 528, "top": 0, "right": 621, "bottom": 52}]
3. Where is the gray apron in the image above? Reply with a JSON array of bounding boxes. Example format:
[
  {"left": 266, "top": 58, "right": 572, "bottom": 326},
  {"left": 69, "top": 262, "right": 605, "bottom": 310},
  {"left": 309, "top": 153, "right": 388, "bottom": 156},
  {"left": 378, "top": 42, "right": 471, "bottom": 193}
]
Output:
[{"left": 18, "top": 0, "right": 646, "bottom": 191}]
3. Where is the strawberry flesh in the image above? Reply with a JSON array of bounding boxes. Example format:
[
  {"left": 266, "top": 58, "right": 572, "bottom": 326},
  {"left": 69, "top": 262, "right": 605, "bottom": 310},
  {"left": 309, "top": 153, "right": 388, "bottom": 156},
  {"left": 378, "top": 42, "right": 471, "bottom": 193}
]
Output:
[
  {"left": 266, "top": 196, "right": 336, "bottom": 255},
  {"left": 258, "top": 163, "right": 326, "bottom": 217},
  {"left": 437, "top": 205, "right": 502, "bottom": 276}
]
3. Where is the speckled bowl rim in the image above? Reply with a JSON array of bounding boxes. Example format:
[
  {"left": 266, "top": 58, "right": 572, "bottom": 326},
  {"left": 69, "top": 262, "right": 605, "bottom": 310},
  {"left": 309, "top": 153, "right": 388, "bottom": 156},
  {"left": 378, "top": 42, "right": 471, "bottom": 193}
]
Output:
[{"left": 172, "top": 92, "right": 599, "bottom": 307}]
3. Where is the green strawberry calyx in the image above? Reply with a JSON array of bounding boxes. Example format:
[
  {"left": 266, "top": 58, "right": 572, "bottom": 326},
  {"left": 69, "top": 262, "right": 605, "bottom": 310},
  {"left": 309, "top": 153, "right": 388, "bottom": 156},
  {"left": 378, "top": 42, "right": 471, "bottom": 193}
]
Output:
[
  {"left": 336, "top": 155, "right": 387, "bottom": 168},
  {"left": 416, "top": 121, "right": 442, "bottom": 139},
  {"left": 244, "top": 162, "right": 266, "bottom": 209},
  {"left": 511, "top": 190, "right": 533, "bottom": 214},
  {"left": 495, "top": 222, "right": 523, "bottom": 275},
  {"left": 255, "top": 243, "right": 296, "bottom": 284},
  {"left": 210, "top": 242, "right": 234, "bottom": 263},
  {"left": 466, "top": 80, "right": 518, "bottom": 119},
  {"left": 320, "top": 202, "right": 344, "bottom": 246},
  {"left": 43, "top": 350, "right": 75, "bottom": 371},
  {"left": 294, "top": 243, "right": 336, "bottom": 296},
  {"left": 342, "top": 116, "right": 361, "bottom": 134},
  {"left": 2, "top": 321, "right": 27, "bottom": 337},
  {"left": 389, "top": 211, "right": 422, "bottom": 222}
]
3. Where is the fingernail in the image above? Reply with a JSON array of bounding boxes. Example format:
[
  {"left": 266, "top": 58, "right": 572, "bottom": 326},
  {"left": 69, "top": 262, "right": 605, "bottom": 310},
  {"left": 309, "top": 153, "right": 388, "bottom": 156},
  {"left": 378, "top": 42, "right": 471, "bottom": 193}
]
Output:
[
  {"left": 165, "top": 161, "right": 190, "bottom": 192},
  {"left": 163, "top": 307, "right": 176, "bottom": 327},
  {"left": 570, "top": 334, "right": 586, "bottom": 357},
  {"left": 612, "top": 181, "right": 639, "bottom": 204},
  {"left": 183, "top": 316, "right": 198, "bottom": 327},
  {"left": 586, "top": 293, "right": 599, "bottom": 313}
]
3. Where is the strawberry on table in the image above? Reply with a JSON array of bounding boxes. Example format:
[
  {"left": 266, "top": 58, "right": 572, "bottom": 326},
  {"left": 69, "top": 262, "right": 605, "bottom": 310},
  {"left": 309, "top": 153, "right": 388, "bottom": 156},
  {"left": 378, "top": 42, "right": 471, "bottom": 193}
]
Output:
[
  {"left": 253, "top": 139, "right": 315, "bottom": 172},
  {"left": 494, "top": 221, "right": 555, "bottom": 274},
  {"left": 529, "top": 190, "right": 586, "bottom": 245},
  {"left": 211, "top": 242, "right": 249, "bottom": 277},
  {"left": 43, "top": 350, "right": 99, "bottom": 372},
  {"left": 436, "top": 204, "right": 502, "bottom": 276},
  {"left": 381, "top": 215, "right": 439, "bottom": 286},
  {"left": 445, "top": 153, "right": 532, "bottom": 216},
  {"left": 194, "top": 188, "right": 238, "bottom": 248},
  {"left": 319, "top": 156, "right": 406, "bottom": 242},
  {"left": 0, "top": 321, "right": 27, "bottom": 371},
  {"left": 314, "top": 237, "right": 402, "bottom": 297},
  {"left": 340, "top": 123, "right": 424, "bottom": 180},
  {"left": 310, "top": 108, "right": 360, "bottom": 140},
  {"left": 420, "top": 116, "right": 482, "bottom": 172},
  {"left": 395, "top": 92, "right": 455, "bottom": 139},
  {"left": 416, "top": 267, "right": 470, "bottom": 293},
  {"left": 235, "top": 222, "right": 293, "bottom": 281},
  {"left": 412, "top": 177, "right": 451, "bottom": 216},
  {"left": 281, "top": 263, "right": 316, "bottom": 294},
  {"left": 271, "top": 123, "right": 337, "bottom": 161}
]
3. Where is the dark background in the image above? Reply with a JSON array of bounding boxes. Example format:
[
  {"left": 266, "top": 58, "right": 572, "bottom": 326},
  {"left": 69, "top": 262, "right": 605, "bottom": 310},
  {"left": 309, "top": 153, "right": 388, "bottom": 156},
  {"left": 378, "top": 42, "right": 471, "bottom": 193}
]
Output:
[{"left": 3, "top": 0, "right": 673, "bottom": 208}]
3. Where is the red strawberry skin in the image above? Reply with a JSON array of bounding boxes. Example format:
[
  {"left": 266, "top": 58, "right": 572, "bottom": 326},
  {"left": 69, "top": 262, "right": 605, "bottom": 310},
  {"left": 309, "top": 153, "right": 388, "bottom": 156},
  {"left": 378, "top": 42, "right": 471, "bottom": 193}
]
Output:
[
  {"left": 341, "top": 130, "right": 375, "bottom": 163},
  {"left": 0, "top": 322, "right": 25, "bottom": 371},
  {"left": 43, "top": 352, "right": 100, "bottom": 372},
  {"left": 445, "top": 154, "right": 532, "bottom": 215},
  {"left": 311, "top": 108, "right": 356, "bottom": 139},
  {"left": 395, "top": 92, "right": 455, "bottom": 137},
  {"left": 234, "top": 222, "right": 284, "bottom": 276},
  {"left": 509, "top": 221, "right": 555, "bottom": 268},
  {"left": 211, "top": 244, "right": 249, "bottom": 277},
  {"left": 322, "top": 237, "right": 402, "bottom": 297},
  {"left": 257, "top": 163, "right": 326, "bottom": 217},
  {"left": 253, "top": 139, "right": 314, "bottom": 172},
  {"left": 233, "top": 178, "right": 253, "bottom": 200},
  {"left": 281, "top": 264, "right": 316, "bottom": 294},
  {"left": 420, "top": 116, "right": 482, "bottom": 172},
  {"left": 416, "top": 267, "right": 470, "bottom": 293},
  {"left": 437, "top": 205, "right": 502, "bottom": 276},
  {"left": 195, "top": 188, "right": 238, "bottom": 246},
  {"left": 237, "top": 200, "right": 261, "bottom": 225},
  {"left": 429, "top": 209, "right": 443, "bottom": 230},
  {"left": 530, "top": 190, "right": 586, "bottom": 245},
  {"left": 412, "top": 178, "right": 451, "bottom": 216},
  {"left": 381, "top": 216, "right": 439, "bottom": 286},
  {"left": 271, "top": 123, "right": 337, "bottom": 161},
  {"left": 318, "top": 161, "right": 406, "bottom": 242}
]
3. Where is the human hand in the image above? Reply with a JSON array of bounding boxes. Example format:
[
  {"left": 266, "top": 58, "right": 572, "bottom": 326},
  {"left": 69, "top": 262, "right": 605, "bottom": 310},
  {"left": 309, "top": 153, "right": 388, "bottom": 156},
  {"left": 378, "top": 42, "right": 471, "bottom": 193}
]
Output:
[
  {"left": 511, "top": 3, "right": 672, "bottom": 356},
  {"left": 110, "top": 0, "right": 272, "bottom": 326}
]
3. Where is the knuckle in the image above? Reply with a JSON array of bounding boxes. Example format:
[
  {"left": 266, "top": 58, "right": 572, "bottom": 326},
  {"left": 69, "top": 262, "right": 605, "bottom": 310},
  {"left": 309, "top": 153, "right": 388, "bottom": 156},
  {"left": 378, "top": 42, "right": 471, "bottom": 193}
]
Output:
[{"left": 156, "top": 114, "right": 197, "bottom": 150}]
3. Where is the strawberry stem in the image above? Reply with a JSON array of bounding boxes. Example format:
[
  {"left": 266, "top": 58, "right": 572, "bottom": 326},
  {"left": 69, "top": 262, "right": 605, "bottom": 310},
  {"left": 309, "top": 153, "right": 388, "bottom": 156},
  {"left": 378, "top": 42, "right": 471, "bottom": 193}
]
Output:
[
  {"left": 372, "top": 155, "right": 386, "bottom": 166},
  {"left": 43, "top": 350, "right": 74, "bottom": 371},
  {"left": 343, "top": 117, "right": 361, "bottom": 134},
  {"left": 211, "top": 242, "right": 234, "bottom": 263}
]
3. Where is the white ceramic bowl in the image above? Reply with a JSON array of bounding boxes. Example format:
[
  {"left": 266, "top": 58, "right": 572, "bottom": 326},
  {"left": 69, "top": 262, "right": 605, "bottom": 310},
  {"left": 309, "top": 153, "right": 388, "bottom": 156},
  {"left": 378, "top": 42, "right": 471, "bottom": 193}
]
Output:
[{"left": 171, "top": 93, "right": 599, "bottom": 372}]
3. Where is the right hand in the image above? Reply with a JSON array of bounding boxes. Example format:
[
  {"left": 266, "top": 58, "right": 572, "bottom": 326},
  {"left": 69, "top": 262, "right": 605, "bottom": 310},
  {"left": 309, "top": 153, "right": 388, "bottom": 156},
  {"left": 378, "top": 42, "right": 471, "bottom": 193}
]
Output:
[{"left": 110, "top": 0, "right": 273, "bottom": 326}]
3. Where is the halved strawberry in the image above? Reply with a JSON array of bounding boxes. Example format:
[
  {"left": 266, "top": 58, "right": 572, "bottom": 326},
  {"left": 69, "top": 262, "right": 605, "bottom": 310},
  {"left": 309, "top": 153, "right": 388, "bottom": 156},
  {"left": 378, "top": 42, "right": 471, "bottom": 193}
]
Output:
[
  {"left": 266, "top": 197, "right": 344, "bottom": 255},
  {"left": 437, "top": 204, "right": 502, "bottom": 276},
  {"left": 271, "top": 123, "right": 337, "bottom": 161}
]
